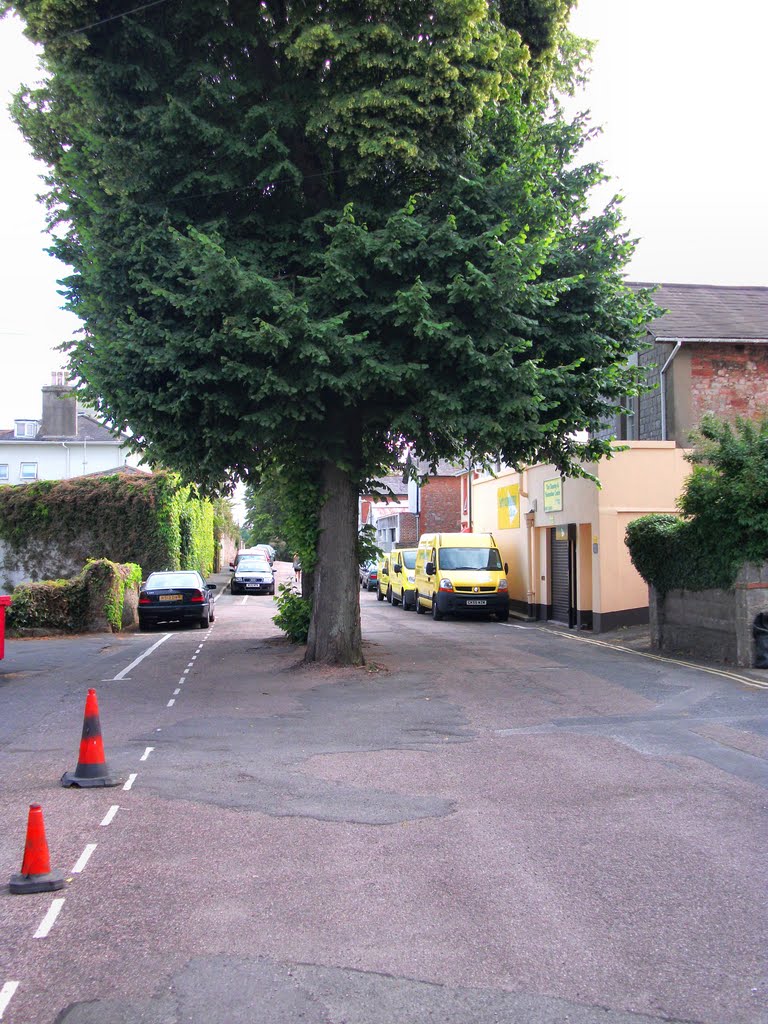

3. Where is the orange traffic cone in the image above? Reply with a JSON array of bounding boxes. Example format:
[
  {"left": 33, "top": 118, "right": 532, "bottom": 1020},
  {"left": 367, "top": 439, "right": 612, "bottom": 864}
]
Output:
[
  {"left": 9, "top": 804, "right": 66, "bottom": 894},
  {"left": 61, "top": 688, "right": 122, "bottom": 787}
]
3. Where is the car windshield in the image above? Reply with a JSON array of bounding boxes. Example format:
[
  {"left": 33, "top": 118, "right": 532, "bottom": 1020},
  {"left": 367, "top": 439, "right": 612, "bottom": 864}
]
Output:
[
  {"left": 438, "top": 547, "right": 503, "bottom": 571},
  {"left": 237, "top": 557, "right": 270, "bottom": 570},
  {"left": 146, "top": 572, "right": 201, "bottom": 590}
]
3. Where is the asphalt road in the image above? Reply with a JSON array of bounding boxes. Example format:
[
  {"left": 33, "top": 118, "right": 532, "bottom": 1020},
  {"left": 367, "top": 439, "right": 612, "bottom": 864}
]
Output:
[{"left": 0, "top": 561, "right": 766, "bottom": 1024}]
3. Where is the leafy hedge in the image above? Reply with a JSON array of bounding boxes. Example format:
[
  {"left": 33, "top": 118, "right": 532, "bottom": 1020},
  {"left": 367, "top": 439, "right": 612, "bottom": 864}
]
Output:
[
  {"left": 7, "top": 559, "right": 142, "bottom": 633},
  {"left": 0, "top": 471, "right": 217, "bottom": 584},
  {"left": 626, "top": 415, "right": 768, "bottom": 595}
]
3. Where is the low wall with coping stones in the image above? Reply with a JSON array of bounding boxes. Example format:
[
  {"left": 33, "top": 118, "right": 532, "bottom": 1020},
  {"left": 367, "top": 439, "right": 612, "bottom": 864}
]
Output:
[{"left": 649, "top": 563, "right": 768, "bottom": 668}]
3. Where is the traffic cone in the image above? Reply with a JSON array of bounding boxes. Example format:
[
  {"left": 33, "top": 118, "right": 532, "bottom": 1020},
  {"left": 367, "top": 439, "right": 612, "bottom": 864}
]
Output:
[
  {"left": 61, "top": 688, "right": 122, "bottom": 787},
  {"left": 9, "top": 804, "right": 66, "bottom": 894}
]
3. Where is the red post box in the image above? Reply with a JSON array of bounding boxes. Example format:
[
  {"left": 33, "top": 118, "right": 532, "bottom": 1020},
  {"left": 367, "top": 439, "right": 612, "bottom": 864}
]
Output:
[{"left": 0, "top": 595, "right": 12, "bottom": 661}]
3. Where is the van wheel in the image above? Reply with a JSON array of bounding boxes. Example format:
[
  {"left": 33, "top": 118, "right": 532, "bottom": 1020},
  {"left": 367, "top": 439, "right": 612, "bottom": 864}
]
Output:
[
  {"left": 416, "top": 598, "right": 425, "bottom": 615},
  {"left": 387, "top": 586, "right": 394, "bottom": 604},
  {"left": 496, "top": 609, "right": 509, "bottom": 622},
  {"left": 376, "top": 586, "right": 384, "bottom": 601},
  {"left": 431, "top": 600, "right": 443, "bottom": 621},
  {"left": 401, "top": 590, "right": 408, "bottom": 610}
]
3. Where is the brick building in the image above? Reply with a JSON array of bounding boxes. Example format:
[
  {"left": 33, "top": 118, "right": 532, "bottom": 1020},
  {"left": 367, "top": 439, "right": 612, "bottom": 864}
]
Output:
[
  {"left": 604, "top": 283, "right": 768, "bottom": 443},
  {"left": 361, "top": 462, "right": 463, "bottom": 550}
]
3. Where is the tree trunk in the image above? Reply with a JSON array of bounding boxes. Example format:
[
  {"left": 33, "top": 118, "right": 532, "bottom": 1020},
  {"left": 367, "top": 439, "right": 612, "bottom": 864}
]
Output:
[{"left": 304, "top": 460, "right": 363, "bottom": 665}]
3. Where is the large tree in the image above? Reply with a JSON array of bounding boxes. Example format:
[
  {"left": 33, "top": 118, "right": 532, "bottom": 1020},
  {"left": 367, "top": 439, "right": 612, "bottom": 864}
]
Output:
[{"left": 5, "top": 0, "right": 654, "bottom": 663}]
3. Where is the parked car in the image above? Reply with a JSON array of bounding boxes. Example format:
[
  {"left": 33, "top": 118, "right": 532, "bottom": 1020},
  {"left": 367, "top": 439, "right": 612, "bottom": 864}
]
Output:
[
  {"left": 360, "top": 561, "right": 378, "bottom": 591},
  {"left": 230, "top": 554, "right": 275, "bottom": 596},
  {"left": 138, "top": 570, "right": 217, "bottom": 630},
  {"left": 230, "top": 545, "right": 274, "bottom": 571}
]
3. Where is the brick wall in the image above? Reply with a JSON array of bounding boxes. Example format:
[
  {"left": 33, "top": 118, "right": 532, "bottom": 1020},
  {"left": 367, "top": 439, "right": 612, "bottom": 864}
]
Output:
[
  {"left": 420, "top": 476, "right": 461, "bottom": 533},
  {"left": 690, "top": 344, "right": 768, "bottom": 424}
]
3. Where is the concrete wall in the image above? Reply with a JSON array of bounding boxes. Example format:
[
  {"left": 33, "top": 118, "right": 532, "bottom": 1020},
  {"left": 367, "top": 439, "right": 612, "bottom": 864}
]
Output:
[{"left": 649, "top": 563, "right": 768, "bottom": 667}]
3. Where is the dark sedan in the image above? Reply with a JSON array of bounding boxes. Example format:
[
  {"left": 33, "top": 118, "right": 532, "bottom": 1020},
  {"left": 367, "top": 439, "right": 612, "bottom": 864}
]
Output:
[{"left": 138, "top": 570, "right": 217, "bottom": 630}]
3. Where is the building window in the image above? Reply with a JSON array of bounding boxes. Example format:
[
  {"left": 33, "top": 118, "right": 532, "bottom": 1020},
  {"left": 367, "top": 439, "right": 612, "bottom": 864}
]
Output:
[
  {"left": 20, "top": 462, "right": 38, "bottom": 480},
  {"left": 14, "top": 420, "right": 38, "bottom": 438},
  {"left": 0, "top": 464, "right": 8, "bottom": 481}
]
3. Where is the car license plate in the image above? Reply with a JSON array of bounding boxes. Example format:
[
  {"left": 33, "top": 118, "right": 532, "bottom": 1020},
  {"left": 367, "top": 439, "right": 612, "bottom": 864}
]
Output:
[
  {"left": 246, "top": 583, "right": 262, "bottom": 588},
  {"left": 466, "top": 599, "right": 487, "bottom": 606},
  {"left": 159, "top": 594, "right": 182, "bottom": 602}
]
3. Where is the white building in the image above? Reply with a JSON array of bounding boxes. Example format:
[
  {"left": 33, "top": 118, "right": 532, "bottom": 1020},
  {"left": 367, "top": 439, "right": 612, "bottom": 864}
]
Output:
[{"left": 0, "top": 376, "right": 140, "bottom": 483}]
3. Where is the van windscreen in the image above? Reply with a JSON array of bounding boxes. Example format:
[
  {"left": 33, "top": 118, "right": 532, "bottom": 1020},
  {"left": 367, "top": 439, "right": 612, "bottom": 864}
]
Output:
[
  {"left": 401, "top": 551, "right": 416, "bottom": 569},
  {"left": 439, "top": 547, "right": 503, "bottom": 571}
]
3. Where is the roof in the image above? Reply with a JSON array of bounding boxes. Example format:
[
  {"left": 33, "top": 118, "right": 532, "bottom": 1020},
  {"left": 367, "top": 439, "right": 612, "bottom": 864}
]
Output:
[
  {"left": 630, "top": 282, "right": 768, "bottom": 341},
  {"left": 0, "top": 412, "right": 126, "bottom": 443},
  {"left": 82, "top": 465, "right": 152, "bottom": 478}
]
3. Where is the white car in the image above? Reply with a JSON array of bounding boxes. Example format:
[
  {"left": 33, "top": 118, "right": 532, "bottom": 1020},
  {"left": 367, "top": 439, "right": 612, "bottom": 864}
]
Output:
[{"left": 230, "top": 555, "right": 275, "bottom": 596}]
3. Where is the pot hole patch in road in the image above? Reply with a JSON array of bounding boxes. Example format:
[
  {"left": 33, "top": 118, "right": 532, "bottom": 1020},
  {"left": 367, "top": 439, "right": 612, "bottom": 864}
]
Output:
[
  {"left": 136, "top": 676, "right": 473, "bottom": 824},
  {"left": 52, "top": 954, "right": 679, "bottom": 1024}
]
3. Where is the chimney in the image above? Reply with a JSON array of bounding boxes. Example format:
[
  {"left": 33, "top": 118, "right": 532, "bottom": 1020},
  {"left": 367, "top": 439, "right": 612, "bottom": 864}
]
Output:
[{"left": 40, "top": 374, "right": 78, "bottom": 438}]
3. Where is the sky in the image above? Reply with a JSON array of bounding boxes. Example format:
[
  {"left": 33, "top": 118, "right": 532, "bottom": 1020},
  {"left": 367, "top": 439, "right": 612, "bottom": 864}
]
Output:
[{"left": 1, "top": 0, "right": 766, "bottom": 430}]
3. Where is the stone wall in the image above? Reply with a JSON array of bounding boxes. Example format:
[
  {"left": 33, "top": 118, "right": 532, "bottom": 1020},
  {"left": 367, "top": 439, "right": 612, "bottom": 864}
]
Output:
[{"left": 649, "top": 562, "right": 768, "bottom": 668}]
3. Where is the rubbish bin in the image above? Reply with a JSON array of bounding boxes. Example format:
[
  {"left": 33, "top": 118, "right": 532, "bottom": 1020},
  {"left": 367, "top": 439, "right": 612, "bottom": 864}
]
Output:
[
  {"left": 0, "top": 595, "right": 11, "bottom": 661},
  {"left": 753, "top": 612, "right": 768, "bottom": 669}
]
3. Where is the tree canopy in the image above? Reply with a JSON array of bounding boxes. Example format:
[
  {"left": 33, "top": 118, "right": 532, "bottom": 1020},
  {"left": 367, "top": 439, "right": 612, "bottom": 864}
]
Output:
[{"left": 5, "top": 0, "right": 656, "bottom": 661}]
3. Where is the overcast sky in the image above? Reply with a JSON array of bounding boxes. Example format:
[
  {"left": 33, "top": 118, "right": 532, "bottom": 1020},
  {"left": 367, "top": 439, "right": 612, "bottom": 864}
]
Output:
[{"left": 1, "top": 0, "right": 766, "bottom": 427}]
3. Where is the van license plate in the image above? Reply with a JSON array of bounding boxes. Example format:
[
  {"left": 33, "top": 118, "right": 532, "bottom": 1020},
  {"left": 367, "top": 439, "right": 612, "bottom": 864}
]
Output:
[{"left": 466, "top": 599, "right": 487, "bottom": 606}]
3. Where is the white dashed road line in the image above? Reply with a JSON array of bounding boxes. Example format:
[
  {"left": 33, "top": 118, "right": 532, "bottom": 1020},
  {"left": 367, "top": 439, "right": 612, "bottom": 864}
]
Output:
[
  {"left": 33, "top": 899, "right": 65, "bottom": 939},
  {"left": 100, "top": 805, "right": 119, "bottom": 827},
  {"left": 123, "top": 773, "right": 137, "bottom": 791},
  {"left": 0, "top": 981, "right": 19, "bottom": 1019},
  {"left": 71, "top": 844, "right": 97, "bottom": 874},
  {"left": 167, "top": 698, "right": 175, "bottom": 707},
  {"left": 109, "top": 632, "right": 172, "bottom": 681},
  {"left": 140, "top": 747, "right": 154, "bottom": 761}
]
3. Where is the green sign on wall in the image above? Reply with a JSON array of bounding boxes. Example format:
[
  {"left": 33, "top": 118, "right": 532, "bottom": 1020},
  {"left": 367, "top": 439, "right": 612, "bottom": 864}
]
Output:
[{"left": 543, "top": 477, "right": 563, "bottom": 513}]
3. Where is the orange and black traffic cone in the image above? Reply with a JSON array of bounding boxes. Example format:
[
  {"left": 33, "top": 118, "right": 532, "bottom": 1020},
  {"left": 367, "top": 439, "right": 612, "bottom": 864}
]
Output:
[
  {"left": 61, "top": 688, "right": 122, "bottom": 787},
  {"left": 9, "top": 804, "right": 66, "bottom": 894}
]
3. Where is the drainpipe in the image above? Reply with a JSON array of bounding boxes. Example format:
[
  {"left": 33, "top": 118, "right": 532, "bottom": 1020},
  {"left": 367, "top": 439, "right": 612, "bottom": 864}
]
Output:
[{"left": 60, "top": 441, "right": 70, "bottom": 479}]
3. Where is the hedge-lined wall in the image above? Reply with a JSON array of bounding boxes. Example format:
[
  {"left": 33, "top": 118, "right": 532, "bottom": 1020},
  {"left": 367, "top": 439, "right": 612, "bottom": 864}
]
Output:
[
  {"left": 6, "top": 558, "right": 142, "bottom": 634},
  {"left": 0, "top": 471, "right": 217, "bottom": 589}
]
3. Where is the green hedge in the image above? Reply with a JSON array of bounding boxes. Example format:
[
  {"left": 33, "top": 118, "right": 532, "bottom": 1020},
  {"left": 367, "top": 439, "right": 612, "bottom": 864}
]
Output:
[
  {"left": 625, "top": 515, "right": 738, "bottom": 596},
  {"left": 7, "top": 559, "right": 142, "bottom": 634},
  {"left": 0, "top": 471, "right": 216, "bottom": 583}
]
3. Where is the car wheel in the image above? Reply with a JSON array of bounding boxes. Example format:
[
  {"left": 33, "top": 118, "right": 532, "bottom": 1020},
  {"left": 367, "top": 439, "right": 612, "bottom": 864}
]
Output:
[
  {"left": 200, "top": 610, "right": 210, "bottom": 629},
  {"left": 376, "top": 585, "right": 384, "bottom": 601},
  {"left": 138, "top": 617, "right": 152, "bottom": 631},
  {"left": 431, "top": 599, "right": 443, "bottom": 621},
  {"left": 415, "top": 597, "right": 425, "bottom": 615},
  {"left": 269, "top": 586, "right": 275, "bottom": 596},
  {"left": 496, "top": 608, "right": 509, "bottom": 622}
]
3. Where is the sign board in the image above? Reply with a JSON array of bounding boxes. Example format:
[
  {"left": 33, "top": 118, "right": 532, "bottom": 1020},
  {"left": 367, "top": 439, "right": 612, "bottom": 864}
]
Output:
[
  {"left": 497, "top": 484, "right": 520, "bottom": 530},
  {"left": 407, "top": 478, "right": 420, "bottom": 514},
  {"left": 543, "top": 477, "right": 563, "bottom": 513}
]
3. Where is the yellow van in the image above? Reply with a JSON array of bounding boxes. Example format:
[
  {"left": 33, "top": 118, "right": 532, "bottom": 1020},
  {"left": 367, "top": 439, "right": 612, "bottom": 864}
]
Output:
[
  {"left": 376, "top": 553, "right": 391, "bottom": 602},
  {"left": 414, "top": 532, "right": 509, "bottom": 621},
  {"left": 387, "top": 547, "right": 418, "bottom": 609}
]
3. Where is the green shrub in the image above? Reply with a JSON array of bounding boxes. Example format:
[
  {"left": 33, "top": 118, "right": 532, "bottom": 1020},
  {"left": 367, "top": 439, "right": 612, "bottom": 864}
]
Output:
[
  {"left": 626, "top": 413, "right": 768, "bottom": 594},
  {"left": 6, "top": 559, "right": 142, "bottom": 633},
  {"left": 272, "top": 582, "right": 312, "bottom": 644}
]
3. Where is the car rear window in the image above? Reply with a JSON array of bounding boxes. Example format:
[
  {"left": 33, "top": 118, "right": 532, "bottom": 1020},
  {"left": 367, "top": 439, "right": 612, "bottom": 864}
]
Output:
[{"left": 146, "top": 572, "right": 201, "bottom": 590}]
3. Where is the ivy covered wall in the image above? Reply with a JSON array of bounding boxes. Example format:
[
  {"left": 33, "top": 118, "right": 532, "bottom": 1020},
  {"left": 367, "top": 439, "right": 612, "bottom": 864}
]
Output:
[{"left": 0, "top": 471, "right": 218, "bottom": 589}]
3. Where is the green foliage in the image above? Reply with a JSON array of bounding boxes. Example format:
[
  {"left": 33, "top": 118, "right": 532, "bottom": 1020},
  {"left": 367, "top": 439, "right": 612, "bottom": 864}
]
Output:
[
  {"left": 212, "top": 497, "right": 241, "bottom": 557},
  {"left": 626, "top": 414, "right": 768, "bottom": 594},
  {"left": 6, "top": 558, "right": 142, "bottom": 633},
  {"left": 5, "top": 0, "right": 653, "bottom": 493},
  {"left": 246, "top": 459, "right": 321, "bottom": 575},
  {"left": 357, "top": 524, "right": 382, "bottom": 568},
  {"left": 272, "top": 582, "right": 312, "bottom": 645},
  {"left": 0, "top": 472, "right": 216, "bottom": 580}
]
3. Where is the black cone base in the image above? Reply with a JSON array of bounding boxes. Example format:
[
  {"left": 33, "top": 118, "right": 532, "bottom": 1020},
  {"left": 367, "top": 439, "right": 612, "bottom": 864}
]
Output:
[
  {"left": 61, "top": 767, "right": 122, "bottom": 788},
  {"left": 10, "top": 869, "right": 67, "bottom": 894}
]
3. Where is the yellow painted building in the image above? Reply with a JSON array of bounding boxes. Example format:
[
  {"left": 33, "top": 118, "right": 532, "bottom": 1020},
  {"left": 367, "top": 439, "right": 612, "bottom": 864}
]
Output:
[{"left": 470, "top": 442, "right": 691, "bottom": 631}]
